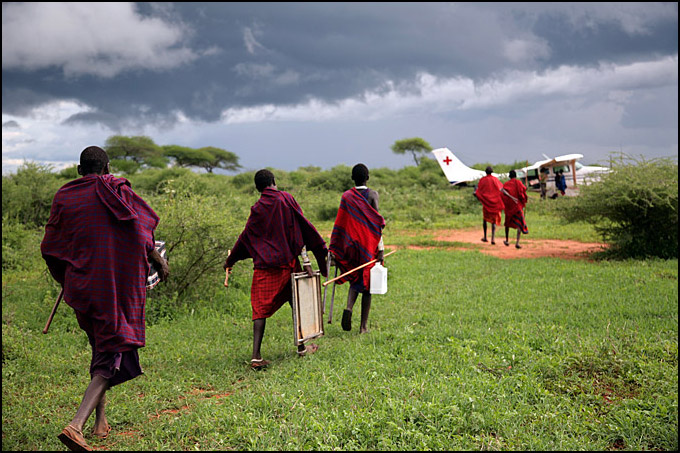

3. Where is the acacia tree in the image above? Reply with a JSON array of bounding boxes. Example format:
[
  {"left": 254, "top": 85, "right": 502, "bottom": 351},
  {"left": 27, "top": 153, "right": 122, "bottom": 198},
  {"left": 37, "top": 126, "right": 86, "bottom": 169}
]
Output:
[
  {"left": 163, "top": 145, "right": 214, "bottom": 169},
  {"left": 391, "top": 137, "right": 433, "bottom": 166},
  {"left": 198, "top": 146, "right": 241, "bottom": 173},
  {"left": 163, "top": 145, "right": 241, "bottom": 173},
  {"left": 105, "top": 135, "right": 167, "bottom": 171}
]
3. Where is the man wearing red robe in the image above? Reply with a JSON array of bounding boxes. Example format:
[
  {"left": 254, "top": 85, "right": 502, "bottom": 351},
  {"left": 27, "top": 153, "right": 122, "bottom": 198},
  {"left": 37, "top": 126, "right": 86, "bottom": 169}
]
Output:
[
  {"left": 41, "top": 146, "right": 168, "bottom": 451},
  {"left": 330, "top": 164, "right": 385, "bottom": 334},
  {"left": 224, "top": 169, "right": 328, "bottom": 369},
  {"left": 501, "top": 170, "right": 529, "bottom": 249},
  {"left": 475, "top": 166, "right": 504, "bottom": 244}
]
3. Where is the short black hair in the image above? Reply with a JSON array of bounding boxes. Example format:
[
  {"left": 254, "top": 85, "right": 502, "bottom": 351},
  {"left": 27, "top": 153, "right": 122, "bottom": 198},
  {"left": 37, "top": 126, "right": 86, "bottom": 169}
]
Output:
[
  {"left": 79, "top": 146, "right": 109, "bottom": 175},
  {"left": 352, "top": 163, "right": 369, "bottom": 185},
  {"left": 509, "top": 170, "right": 517, "bottom": 178},
  {"left": 485, "top": 166, "right": 493, "bottom": 175},
  {"left": 254, "top": 169, "right": 275, "bottom": 192}
]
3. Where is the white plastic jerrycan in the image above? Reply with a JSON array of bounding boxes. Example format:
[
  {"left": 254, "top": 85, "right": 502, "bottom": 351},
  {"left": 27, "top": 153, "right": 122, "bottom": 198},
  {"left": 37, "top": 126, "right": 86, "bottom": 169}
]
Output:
[{"left": 369, "top": 263, "right": 388, "bottom": 295}]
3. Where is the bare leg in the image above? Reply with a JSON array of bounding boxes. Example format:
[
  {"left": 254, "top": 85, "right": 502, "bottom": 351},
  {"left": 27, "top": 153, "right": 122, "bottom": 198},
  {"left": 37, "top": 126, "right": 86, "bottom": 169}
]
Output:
[
  {"left": 515, "top": 229, "right": 522, "bottom": 248},
  {"left": 92, "top": 393, "right": 109, "bottom": 437},
  {"left": 252, "top": 318, "right": 266, "bottom": 361},
  {"left": 490, "top": 223, "right": 496, "bottom": 244},
  {"left": 69, "top": 374, "right": 110, "bottom": 433},
  {"left": 482, "top": 221, "right": 488, "bottom": 241},
  {"left": 346, "top": 288, "right": 359, "bottom": 311}
]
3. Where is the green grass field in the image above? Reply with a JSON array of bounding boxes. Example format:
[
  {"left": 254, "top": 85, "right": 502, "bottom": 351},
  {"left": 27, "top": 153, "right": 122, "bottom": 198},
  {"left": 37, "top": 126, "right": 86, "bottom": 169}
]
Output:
[{"left": 3, "top": 231, "right": 678, "bottom": 451}]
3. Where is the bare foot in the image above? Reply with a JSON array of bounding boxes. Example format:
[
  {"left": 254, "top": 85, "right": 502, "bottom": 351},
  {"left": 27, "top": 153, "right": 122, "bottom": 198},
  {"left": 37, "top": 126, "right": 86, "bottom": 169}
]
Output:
[{"left": 92, "top": 422, "right": 111, "bottom": 439}]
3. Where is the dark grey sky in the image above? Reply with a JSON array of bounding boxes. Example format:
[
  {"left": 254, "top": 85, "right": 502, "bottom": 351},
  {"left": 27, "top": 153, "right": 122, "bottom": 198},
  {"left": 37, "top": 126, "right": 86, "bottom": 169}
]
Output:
[{"left": 2, "top": 2, "right": 678, "bottom": 174}]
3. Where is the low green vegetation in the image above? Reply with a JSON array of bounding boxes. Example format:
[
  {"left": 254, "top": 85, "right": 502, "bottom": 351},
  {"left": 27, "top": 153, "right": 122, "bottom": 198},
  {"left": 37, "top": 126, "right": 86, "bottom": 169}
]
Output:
[{"left": 2, "top": 155, "right": 677, "bottom": 450}]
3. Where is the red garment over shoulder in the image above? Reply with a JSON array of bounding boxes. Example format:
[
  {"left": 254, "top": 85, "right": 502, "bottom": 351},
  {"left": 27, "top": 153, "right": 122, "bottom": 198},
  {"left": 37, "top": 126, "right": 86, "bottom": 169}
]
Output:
[
  {"left": 330, "top": 188, "right": 385, "bottom": 291},
  {"left": 226, "top": 188, "right": 327, "bottom": 270},
  {"left": 502, "top": 178, "right": 529, "bottom": 233},
  {"left": 41, "top": 174, "right": 159, "bottom": 352},
  {"left": 476, "top": 175, "right": 504, "bottom": 213}
]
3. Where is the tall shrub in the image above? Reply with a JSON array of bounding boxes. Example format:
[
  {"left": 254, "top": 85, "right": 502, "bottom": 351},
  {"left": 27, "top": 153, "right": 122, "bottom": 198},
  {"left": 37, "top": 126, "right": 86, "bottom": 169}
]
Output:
[
  {"left": 560, "top": 154, "right": 678, "bottom": 259},
  {"left": 147, "top": 179, "right": 246, "bottom": 304},
  {"left": 1, "top": 162, "right": 62, "bottom": 227}
]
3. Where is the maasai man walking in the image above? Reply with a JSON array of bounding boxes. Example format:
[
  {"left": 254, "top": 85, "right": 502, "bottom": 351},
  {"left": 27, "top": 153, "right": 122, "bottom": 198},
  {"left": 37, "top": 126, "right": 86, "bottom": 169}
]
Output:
[
  {"left": 41, "top": 146, "right": 169, "bottom": 451},
  {"left": 501, "top": 170, "right": 529, "bottom": 249},
  {"left": 475, "top": 166, "right": 504, "bottom": 245},
  {"left": 330, "top": 164, "right": 385, "bottom": 334},
  {"left": 224, "top": 169, "right": 328, "bottom": 369}
]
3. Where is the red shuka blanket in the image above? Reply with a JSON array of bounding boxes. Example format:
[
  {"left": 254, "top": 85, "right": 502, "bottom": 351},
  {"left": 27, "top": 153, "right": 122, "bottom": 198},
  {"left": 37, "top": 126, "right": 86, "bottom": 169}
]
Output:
[
  {"left": 329, "top": 188, "right": 385, "bottom": 291},
  {"left": 41, "top": 174, "right": 159, "bottom": 352},
  {"left": 226, "top": 188, "right": 327, "bottom": 270},
  {"left": 476, "top": 175, "right": 504, "bottom": 213},
  {"left": 502, "top": 178, "right": 529, "bottom": 233}
]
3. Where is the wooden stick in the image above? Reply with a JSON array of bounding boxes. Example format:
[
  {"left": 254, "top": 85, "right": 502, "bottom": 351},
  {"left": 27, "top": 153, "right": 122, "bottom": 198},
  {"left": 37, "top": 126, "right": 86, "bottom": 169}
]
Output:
[
  {"left": 224, "top": 249, "right": 231, "bottom": 287},
  {"left": 327, "top": 265, "right": 339, "bottom": 324},
  {"left": 322, "top": 250, "right": 396, "bottom": 287},
  {"left": 42, "top": 288, "right": 64, "bottom": 334}
]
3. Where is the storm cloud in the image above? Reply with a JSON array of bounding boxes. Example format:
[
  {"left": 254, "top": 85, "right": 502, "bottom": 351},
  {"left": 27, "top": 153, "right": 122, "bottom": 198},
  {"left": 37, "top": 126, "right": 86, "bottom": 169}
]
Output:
[{"left": 2, "top": 2, "right": 677, "bottom": 173}]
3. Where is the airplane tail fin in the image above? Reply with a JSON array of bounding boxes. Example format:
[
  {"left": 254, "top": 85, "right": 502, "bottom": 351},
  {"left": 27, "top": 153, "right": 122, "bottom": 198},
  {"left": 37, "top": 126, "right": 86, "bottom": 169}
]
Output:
[{"left": 431, "top": 148, "right": 486, "bottom": 185}]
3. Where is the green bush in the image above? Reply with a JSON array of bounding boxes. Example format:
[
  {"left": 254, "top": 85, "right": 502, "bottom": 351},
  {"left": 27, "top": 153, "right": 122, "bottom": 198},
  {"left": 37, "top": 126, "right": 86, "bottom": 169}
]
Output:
[
  {"left": 1, "top": 162, "right": 63, "bottom": 227},
  {"left": 127, "top": 167, "right": 201, "bottom": 195},
  {"left": 308, "top": 165, "right": 354, "bottom": 192},
  {"left": 1, "top": 220, "right": 44, "bottom": 271},
  {"left": 560, "top": 154, "right": 678, "bottom": 259},
  {"left": 146, "top": 180, "right": 246, "bottom": 310}
]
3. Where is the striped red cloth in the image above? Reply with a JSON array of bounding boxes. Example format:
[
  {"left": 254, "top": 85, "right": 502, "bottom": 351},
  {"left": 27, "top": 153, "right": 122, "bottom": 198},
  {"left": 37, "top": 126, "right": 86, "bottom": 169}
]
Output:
[
  {"left": 476, "top": 175, "right": 504, "bottom": 215},
  {"left": 250, "top": 259, "right": 301, "bottom": 319},
  {"left": 502, "top": 178, "right": 529, "bottom": 234},
  {"left": 41, "top": 174, "right": 159, "bottom": 353},
  {"left": 330, "top": 188, "right": 385, "bottom": 291}
]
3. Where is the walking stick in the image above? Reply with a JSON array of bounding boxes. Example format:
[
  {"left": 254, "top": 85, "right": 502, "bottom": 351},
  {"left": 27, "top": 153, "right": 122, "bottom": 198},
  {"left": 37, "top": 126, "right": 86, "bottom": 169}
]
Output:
[
  {"left": 322, "top": 250, "right": 396, "bottom": 287},
  {"left": 326, "top": 265, "right": 339, "bottom": 324},
  {"left": 322, "top": 251, "right": 331, "bottom": 313},
  {"left": 43, "top": 287, "right": 64, "bottom": 334}
]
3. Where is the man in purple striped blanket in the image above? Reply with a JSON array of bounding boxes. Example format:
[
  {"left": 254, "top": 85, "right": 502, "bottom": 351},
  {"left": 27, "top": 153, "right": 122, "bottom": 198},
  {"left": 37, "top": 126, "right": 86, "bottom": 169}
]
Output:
[{"left": 41, "top": 146, "right": 168, "bottom": 451}]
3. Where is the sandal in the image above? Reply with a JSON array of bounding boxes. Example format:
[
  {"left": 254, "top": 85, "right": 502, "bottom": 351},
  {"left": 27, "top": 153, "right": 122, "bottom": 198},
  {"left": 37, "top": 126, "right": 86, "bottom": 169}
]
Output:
[
  {"left": 250, "top": 358, "right": 269, "bottom": 370},
  {"left": 297, "top": 343, "right": 319, "bottom": 357},
  {"left": 503, "top": 241, "right": 509, "bottom": 246},
  {"left": 58, "top": 425, "right": 93, "bottom": 451},
  {"left": 515, "top": 244, "right": 522, "bottom": 249},
  {"left": 481, "top": 238, "right": 488, "bottom": 243}
]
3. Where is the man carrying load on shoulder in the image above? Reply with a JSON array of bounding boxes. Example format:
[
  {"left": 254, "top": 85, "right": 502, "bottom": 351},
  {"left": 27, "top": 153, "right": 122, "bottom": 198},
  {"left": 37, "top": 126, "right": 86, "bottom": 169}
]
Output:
[{"left": 330, "top": 164, "right": 385, "bottom": 334}]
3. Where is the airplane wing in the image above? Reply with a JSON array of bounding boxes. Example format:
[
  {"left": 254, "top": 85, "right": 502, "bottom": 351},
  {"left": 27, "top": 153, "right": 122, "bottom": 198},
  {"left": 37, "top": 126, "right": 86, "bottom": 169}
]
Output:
[{"left": 431, "top": 148, "right": 488, "bottom": 185}]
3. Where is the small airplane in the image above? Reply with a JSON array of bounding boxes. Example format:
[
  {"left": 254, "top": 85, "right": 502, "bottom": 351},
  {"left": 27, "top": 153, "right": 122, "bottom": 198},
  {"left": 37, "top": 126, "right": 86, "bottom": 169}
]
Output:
[
  {"left": 431, "top": 147, "right": 504, "bottom": 185},
  {"left": 515, "top": 153, "right": 609, "bottom": 196}
]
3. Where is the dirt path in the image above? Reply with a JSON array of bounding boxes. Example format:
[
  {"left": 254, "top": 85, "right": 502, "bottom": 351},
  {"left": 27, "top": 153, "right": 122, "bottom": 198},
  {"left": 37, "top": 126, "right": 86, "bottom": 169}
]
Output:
[{"left": 390, "top": 229, "right": 606, "bottom": 261}]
